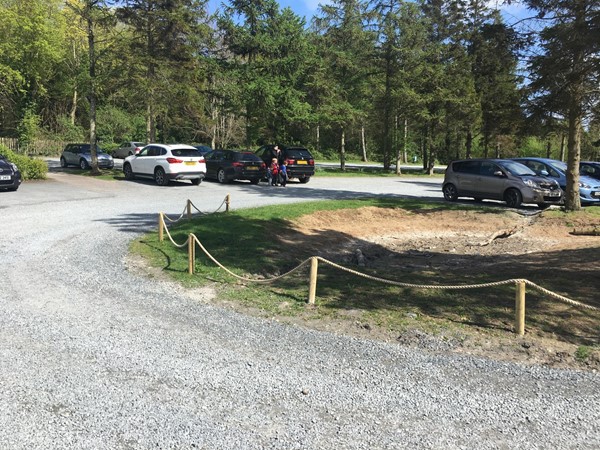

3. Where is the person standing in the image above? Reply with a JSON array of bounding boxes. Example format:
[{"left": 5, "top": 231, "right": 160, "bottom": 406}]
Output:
[
  {"left": 279, "top": 161, "right": 288, "bottom": 187},
  {"left": 268, "top": 158, "right": 279, "bottom": 186}
]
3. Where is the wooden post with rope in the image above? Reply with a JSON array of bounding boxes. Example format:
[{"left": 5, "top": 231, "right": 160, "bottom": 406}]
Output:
[
  {"left": 515, "top": 281, "right": 526, "bottom": 336},
  {"left": 308, "top": 257, "right": 318, "bottom": 304},
  {"left": 188, "top": 234, "right": 195, "bottom": 275},
  {"left": 158, "top": 212, "right": 164, "bottom": 242},
  {"left": 186, "top": 199, "right": 192, "bottom": 219},
  {"left": 226, "top": 194, "right": 231, "bottom": 212}
]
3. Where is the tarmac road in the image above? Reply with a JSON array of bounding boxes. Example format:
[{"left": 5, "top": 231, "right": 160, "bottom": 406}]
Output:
[{"left": 0, "top": 170, "right": 598, "bottom": 449}]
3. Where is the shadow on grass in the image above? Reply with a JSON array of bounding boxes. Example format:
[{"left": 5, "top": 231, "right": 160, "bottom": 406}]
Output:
[{"left": 118, "top": 199, "right": 600, "bottom": 346}]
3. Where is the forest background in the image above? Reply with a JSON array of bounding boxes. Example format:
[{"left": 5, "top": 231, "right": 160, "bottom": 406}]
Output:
[{"left": 0, "top": 0, "right": 598, "bottom": 182}]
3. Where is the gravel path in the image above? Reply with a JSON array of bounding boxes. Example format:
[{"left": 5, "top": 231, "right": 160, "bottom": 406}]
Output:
[{"left": 1, "top": 171, "right": 598, "bottom": 449}]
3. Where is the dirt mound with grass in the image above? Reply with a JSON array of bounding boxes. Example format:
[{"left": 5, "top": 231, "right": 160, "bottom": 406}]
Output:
[{"left": 273, "top": 206, "right": 600, "bottom": 371}]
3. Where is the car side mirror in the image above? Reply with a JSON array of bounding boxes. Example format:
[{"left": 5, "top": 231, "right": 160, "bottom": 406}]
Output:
[
  {"left": 540, "top": 170, "right": 549, "bottom": 176},
  {"left": 493, "top": 170, "right": 504, "bottom": 177}
]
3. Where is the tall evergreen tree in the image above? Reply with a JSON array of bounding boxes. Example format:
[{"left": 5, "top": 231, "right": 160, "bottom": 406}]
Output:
[{"left": 524, "top": 0, "right": 600, "bottom": 210}]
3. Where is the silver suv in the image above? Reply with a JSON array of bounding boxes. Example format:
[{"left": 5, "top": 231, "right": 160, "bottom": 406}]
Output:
[{"left": 442, "top": 158, "right": 563, "bottom": 208}]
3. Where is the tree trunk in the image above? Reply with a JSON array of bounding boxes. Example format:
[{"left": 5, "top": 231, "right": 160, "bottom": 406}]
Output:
[
  {"left": 560, "top": 133, "right": 566, "bottom": 161},
  {"left": 316, "top": 124, "right": 320, "bottom": 153},
  {"left": 466, "top": 129, "right": 473, "bottom": 159},
  {"left": 403, "top": 118, "right": 408, "bottom": 164},
  {"left": 70, "top": 89, "right": 78, "bottom": 126},
  {"left": 546, "top": 140, "right": 551, "bottom": 158},
  {"left": 340, "top": 128, "right": 346, "bottom": 172},
  {"left": 87, "top": 10, "right": 99, "bottom": 175},
  {"left": 361, "top": 124, "right": 368, "bottom": 162}
]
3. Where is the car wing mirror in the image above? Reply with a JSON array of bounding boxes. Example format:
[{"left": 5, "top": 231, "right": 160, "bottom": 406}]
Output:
[
  {"left": 540, "top": 170, "right": 549, "bottom": 176},
  {"left": 493, "top": 170, "right": 504, "bottom": 177}
]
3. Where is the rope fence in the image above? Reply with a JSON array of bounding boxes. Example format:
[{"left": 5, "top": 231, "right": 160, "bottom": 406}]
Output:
[{"left": 156, "top": 196, "right": 599, "bottom": 337}]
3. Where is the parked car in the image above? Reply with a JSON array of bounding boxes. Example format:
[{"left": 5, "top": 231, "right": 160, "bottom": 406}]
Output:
[
  {"left": 255, "top": 144, "right": 315, "bottom": 183},
  {"left": 204, "top": 149, "right": 266, "bottom": 184},
  {"left": 122, "top": 143, "right": 206, "bottom": 186},
  {"left": 114, "top": 141, "right": 145, "bottom": 159},
  {"left": 442, "top": 158, "right": 563, "bottom": 208},
  {"left": 60, "top": 143, "right": 114, "bottom": 169},
  {"left": 580, "top": 161, "right": 600, "bottom": 181},
  {"left": 0, "top": 154, "right": 22, "bottom": 191},
  {"left": 513, "top": 157, "right": 600, "bottom": 205},
  {"left": 194, "top": 145, "right": 212, "bottom": 156}
]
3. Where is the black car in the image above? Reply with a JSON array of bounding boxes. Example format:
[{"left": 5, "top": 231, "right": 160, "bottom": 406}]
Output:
[
  {"left": 204, "top": 149, "right": 267, "bottom": 184},
  {"left": 0, "top": 154, "right": 22, "bottom": 191},
  {"left": 255, "top": 144, "right": 315, "bottom": 183},
  {"left": 194, "top": 145, "right": 212, "bottom": 156}
]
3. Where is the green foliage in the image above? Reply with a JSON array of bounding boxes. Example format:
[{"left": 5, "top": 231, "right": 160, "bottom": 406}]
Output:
[
  {"left": 0, "top": 145, "right": 47, "bottom": 180},
  {"left": 575, "top": 345, "right": 591, "bottom": 361},
  {"left": 17, "top": 105, "right": 41, "bottom": 149}
]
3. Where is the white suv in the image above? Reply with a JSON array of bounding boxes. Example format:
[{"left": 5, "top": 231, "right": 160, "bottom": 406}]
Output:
[{"left": 123, "top": 144, "right": 206, "bottom": 186}]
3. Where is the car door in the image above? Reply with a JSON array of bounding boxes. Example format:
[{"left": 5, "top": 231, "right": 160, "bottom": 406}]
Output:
[
  {"left": 132, "top": 146, "right": 154, "bottom": 175},
  {"left": 453, "top": 160, "right": 480, "bottom": 196},
  {"left": 476, "top": 161, "right": 506, "bottom": 200},
  {"left": 205, "top": 151, "right": 223, "bottom": 179},
  {"left": 65, "top": 145, "right": 77, "bottom": 165}
]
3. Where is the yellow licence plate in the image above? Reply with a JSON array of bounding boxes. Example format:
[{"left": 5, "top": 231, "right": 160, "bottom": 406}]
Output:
[
  {"left": 247, "top": 166, "right": 258, "bottom": 170},
  {"left": 185, "top": 161, "right": 196, "bottom": 166},
  {"left": 297, "top": 160, "right": 307, "bottom": 165}
]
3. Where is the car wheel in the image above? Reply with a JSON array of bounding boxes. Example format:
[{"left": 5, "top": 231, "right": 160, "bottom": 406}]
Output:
[
  {"left": 60, "top": 156, "right": 67, "bottom": 168},
  {"left": 79, "top": 159, "right": 89, "bottom": 170},
  {"left": 442, "top": 183, "right": 458, "bottom": 201},
  {"left": 191, "top": 178, "right": 202, "bottom": 185},
  {"left": 299, "top": 176, "right": 310, "bottom": 184},
  {"left": 537, "top": 203, "right": 550, "bottom": 210},
  {"left": 250, "top": 178, "right": 260, "bottom": 185},
  {"left": 154, "top": 167, "right": 169, "bottom": 186},
  {"left": 504, "top": 188, "right": 522, "bottom": 208},
  {"left": 217, "top": 168, "right": 228, "bottom": 184},
  {"left": 123, "top": 163, "right": 135, "bottom": 180}
]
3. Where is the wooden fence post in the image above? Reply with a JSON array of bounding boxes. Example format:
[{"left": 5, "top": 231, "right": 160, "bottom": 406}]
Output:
[
  {"left": 158, "top": 212, "right": 164, "bottom": 242},
  {"left": 226, "top": 194, "right": 231, "bottom": 212},
  {"left": 186, "top": 199, "right": 192, "bottom": 219},
  {"left": 308, "top": 257, "right": 318, "bottom": 305},
  {"left": 515, "top": 281, "right": 526, "bottom": 336},
  {"left": 188, "top": 234, "right": 195, "bottom": 275}
]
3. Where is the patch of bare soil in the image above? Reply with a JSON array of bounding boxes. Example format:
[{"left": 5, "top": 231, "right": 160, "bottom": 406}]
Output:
[{"left": 274, "top": 206, "right": 600, "bottom": 372}]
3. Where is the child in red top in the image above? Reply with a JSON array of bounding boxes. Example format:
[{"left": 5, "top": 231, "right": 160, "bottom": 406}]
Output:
[{"left": 268, "top": 158, "right": 279, "bottom": 186}]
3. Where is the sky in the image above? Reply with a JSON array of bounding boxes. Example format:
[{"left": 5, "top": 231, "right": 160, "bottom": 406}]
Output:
[{"left": 208, "top": 1, "right": 532, "bottom": 27}]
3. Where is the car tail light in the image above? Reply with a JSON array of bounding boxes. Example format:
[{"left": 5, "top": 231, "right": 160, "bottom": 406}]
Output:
[
  {"left": 286, "top": 158, "right": 295, "bottom": 165},
  {"left": 261, "top": 162, "right": 266, "bottom": 168},
  {"left": 232, "top": 162, "right": 244, "bottom": 167},
  {"left": 134, "top": 147, "right": 141, "bottom": 154},
  {"left": 198, "top": 157, "right": 205, "bottom": 163},
  {"left": 166, "top": 157, "right": 183, "bottom": 164},
  {"left": 309, "top": 159, "right": 314, "bottom": 166}
]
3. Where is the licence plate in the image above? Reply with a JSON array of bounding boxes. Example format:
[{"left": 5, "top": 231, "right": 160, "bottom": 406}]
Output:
[
  {"left": 184, "top": 161, "right": 196, "bottom": 166},
  {"left": 593, "top": 191, "right": 600, "bottom": 198},
  {"left": 0, "top": 175, "right": 10, "bottom": 180},
  {"left": 297, "top": 160, "right": 307, "bottom": 165},
  {"left": 247, "top": 166, "right": 258, "bottom": 170},
  {"left": 548, "top": 191, "right": 561, "bottom": 197}
]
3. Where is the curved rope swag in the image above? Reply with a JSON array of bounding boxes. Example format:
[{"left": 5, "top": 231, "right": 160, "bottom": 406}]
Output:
[{"left": 157, "top": 201, "right": 599, "bottom": 313}]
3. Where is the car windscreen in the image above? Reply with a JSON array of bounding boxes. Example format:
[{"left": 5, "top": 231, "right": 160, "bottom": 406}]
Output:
[
  {"left": 285, "top": 148, "right": 312, "bottom": 159},
  {"left": 501, "top": 160, "right": 536, "bottom": 176},
  {"left": 552, "top": 161, "right": 567, "bottom": 172},
  {"left": 171, "top": 149, "right": 201, "bottom": 157},
  {"left": 236, "top": 152, "right": 262, "bottom": 162}
]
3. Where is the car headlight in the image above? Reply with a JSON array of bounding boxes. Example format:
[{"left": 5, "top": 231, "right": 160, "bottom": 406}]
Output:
[
  {"left": 579, "top": 182, "right": 591, "bottom": 189},
  {"left": 10, "top": 162, "right": 18, "bottom": 171},
  {"left": 523, "top": 179, "right": 539, "bottom": 189}
]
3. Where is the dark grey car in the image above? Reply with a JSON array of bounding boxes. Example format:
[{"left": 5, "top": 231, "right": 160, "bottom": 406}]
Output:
[
  {"left": 60, "top": 143, "right": 114, "bottom": 170},
  {"left": 442, "top": 158, "right": 563, "bottom": 208}
]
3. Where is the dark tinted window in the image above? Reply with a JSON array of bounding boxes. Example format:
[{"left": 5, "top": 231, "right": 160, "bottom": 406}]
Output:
[
  {"left": 171, "top": 148, "right": 200, "bottom": 157},
  {"left": 452, "top": 161, "right": 479, "bottom": 174},
  {"left": 285, "top": 148, "right": 312, "bottom": 159},
  {"left": 236, "top": 152, "right": 262, "bottom": 162}
]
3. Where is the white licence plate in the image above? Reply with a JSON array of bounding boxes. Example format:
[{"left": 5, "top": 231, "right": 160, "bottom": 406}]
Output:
[{"left": 0, "top": 175, "right": 10, "bottom": 180}]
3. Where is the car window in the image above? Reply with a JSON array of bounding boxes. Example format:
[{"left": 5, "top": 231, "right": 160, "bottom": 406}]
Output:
[
  {"left": 285, "top": 148, "right": 312, "bottom": 159},
  {"left": 237, "top": 152, "right": 262, "bottom": 162},
  {"left": 170, "top": 148, "right": 200, "bottom": 157},
  {"left": 255, "top": 148, "right": 268, "bottom": 158},
  {"left": 501, "top": 160, "right": 536, "bottom": 176},
  {"left": 138, "top": 147, "right": 152, "bottom": 157},
  {"left": 453, "top": 161, "right": 479, "bottom": 174},
  {"left": 148, "top": 147, "right": 161, "bottom": 157},
  {"left": 480, "top": 161, "right": 499, "bottom": 176}
]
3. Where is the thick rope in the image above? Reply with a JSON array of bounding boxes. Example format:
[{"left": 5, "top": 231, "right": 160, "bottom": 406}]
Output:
[{"left": 158, "top": 201, "right": 599, "bottom": 312}]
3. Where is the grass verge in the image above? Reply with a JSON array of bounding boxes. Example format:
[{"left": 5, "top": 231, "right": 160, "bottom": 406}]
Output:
[{"left": 130, "top": 199, "right": 600, "bottom": 366}]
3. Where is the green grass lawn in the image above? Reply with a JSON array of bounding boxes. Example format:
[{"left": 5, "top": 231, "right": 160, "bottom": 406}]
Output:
[{"left": 130, "top": 198, "right": 600, "bottom": 354}]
